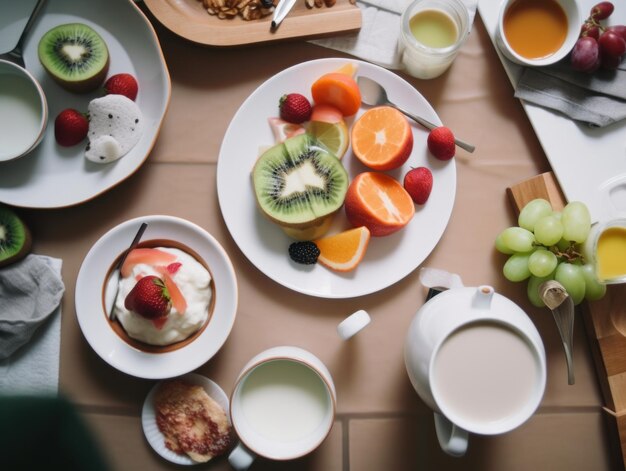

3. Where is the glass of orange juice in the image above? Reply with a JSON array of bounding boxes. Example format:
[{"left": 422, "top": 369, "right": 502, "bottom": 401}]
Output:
[
  {"left": 398, "top": 0, "right": 470, "bottom": 79},
  {"left": 584, "top": 219, "right": 626, "bottom": 284}
]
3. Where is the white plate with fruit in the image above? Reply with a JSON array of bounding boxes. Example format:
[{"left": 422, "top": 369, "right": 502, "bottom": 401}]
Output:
[
  {"left": 217, "top": 58, "right": 456, "bottom": 299},
  {"left": 0, "top": 0, "right": 170, "bottom": 208},
  {"left": 75, "top": 215, "right": 238, "bottom": 379}
]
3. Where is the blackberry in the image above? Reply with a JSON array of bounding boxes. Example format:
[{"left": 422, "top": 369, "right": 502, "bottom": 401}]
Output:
[
  {"left": 260, "top": 0, "right": 274, "bottom": 7},
  {"left": 288, "top": 241, "right": 320, "bottom": 265}
]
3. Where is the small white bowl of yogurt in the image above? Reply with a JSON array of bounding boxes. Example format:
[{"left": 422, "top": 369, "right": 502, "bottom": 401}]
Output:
[
  {"left": 75, "top": 215, "right": 238, "bottom": 379},
  {"left": 0, "top": 59, "right": 47, "bottom": 162}
]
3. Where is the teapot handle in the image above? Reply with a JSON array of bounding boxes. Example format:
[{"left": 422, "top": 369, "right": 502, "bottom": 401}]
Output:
[{"left": 433, "top": 412, "right": 468, "bottom": 457}]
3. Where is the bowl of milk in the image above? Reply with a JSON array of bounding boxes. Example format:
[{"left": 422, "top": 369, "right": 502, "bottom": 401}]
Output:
[{"left": 0, "top": 59, "right": 48, "bottom": 162}]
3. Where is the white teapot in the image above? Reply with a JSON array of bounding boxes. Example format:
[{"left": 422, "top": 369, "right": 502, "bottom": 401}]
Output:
[{"left": 404, "top": 269, "right": 547, "bottom": 456}]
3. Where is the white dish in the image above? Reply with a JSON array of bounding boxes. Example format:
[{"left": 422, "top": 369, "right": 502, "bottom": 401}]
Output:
[
  {"left": 142, "top": 373, "right": 231, "bottom": 466},
  {"left": 75, "top": 215, "right": 238, "bottom": 379},
  {"left": 0, "top": 0, "right": 170, "bottom": 208},
  {"left": 216, "top": 58, "right": 456, "bottom": 299},
  {"left": 479, "top": 0, "right": 626, "bottom": 223}
]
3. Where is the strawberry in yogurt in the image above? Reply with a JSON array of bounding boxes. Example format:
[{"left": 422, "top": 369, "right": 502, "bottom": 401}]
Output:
[{"left": 113, "top": 247, "right": 212, "bottom": 346}]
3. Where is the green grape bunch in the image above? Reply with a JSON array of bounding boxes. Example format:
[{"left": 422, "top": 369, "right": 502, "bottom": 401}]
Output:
[{"left": 495, "top": 199, "right": 606, "bottom": 307}]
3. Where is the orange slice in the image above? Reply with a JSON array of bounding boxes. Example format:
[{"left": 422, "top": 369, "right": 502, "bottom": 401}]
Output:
[
  {"left": 314, "top": 226, "right": 371, "bottom": 272},
  {"left": 344, "top": 172, "right": 415, "bottom": 236},
  {"left": 311, "top": 72, "right": 361, "bottom": 117},
  {"left": 351, "top": 106, "right": 413, "bottom": 171}
]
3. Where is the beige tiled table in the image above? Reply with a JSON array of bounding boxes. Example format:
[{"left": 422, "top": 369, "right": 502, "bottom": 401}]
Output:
[{"left": 16, "top": 5, "right": 620, "bottom": 471}]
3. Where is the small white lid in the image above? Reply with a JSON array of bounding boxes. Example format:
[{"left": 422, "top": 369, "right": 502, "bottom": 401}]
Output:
[{"left": 337, "top": 310, "right": 371, "bottom": 340}]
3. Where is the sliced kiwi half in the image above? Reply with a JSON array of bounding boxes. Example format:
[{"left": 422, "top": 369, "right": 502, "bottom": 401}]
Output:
[
  {"left": 252, "top": 133, "right": 349, "bottom": 230},
  {"left": 38, "top": 23, "right": 110, "bottom": 93},
  {"left": 0, "top": 205, "right": 32, "bottom": 268}
]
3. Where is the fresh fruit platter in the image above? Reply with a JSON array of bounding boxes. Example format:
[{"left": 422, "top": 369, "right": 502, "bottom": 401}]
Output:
[
  {"left": 217, "top": 58, "right": 457, "bottom": 299},
  {"left": 0, "top": 0, "right": 170, "bottom": 208}
]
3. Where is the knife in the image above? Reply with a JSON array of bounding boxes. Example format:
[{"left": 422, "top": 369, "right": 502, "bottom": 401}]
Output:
[{"left": 271, "top": 0, "right": 297, "bottom": 29}]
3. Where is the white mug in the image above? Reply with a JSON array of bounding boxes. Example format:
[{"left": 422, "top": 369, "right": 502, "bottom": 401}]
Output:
[
  {"left": 228, "top": 346, "right": 336, "bottom": 470},
  {"left": 404, "top": 282, "right": 546, "bottom": 456}
]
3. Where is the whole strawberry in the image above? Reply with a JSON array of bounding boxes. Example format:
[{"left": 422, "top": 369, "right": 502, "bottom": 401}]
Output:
[
  {"left": 279, "top": 93, "right": 312, "bottom": 124},
  {"left": 54, "top": 109, "right": 89, "bottom": 147},
  {"left": 124, "top": 275, "right": 171, "bottom": 319},
  {"left": 404, "top": 167, "right": 433, "bottom": 204},
  {"left": 104, "top": 73, "right": 139, "bottom": 101},
  {"left": 427, "top": 126, "right": 455, "bottom": 161}
]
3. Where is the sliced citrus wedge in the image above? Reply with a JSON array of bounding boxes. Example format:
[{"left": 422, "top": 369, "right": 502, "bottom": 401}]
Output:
[
  {"left": 307, "top": 120, "right": 349, "bottom": 159},
  {"left": 314, "top": 226, "right": 371, "bottom": 272}
]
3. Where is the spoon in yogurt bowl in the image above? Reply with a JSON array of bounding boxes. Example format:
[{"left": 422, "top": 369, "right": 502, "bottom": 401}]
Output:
[
  {"left": 356, "top": 76, "right": 476, "bottom": 153},
  {"left": 105, "top": 222, "right": 148, "bottom": 320}
]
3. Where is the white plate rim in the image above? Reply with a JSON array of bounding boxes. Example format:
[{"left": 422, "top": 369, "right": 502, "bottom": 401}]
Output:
[
  {"left": 216, "top": 58, "right": 456, "bottom": 299},
  {"left": 74, "top": 215, "right": 238, "bottom": 379},
  {"left": 141, "top": 373, "right": 231, "bottom": 466}
]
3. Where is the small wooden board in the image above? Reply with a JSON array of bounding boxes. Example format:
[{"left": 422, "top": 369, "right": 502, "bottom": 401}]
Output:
[
  {"left": 144, "top": 0, "right": 362, "bottom": 47},
  {"left": 508, "top": 172, "right": 626, "bottom": 468}
]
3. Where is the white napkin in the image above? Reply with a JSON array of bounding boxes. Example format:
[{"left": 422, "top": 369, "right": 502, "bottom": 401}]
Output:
[
  {"left": 0, "top": 256, "right": 63, "bottom": 396},
  {"left": 310, "top": 0, "right": 479, "bottom": 70}
]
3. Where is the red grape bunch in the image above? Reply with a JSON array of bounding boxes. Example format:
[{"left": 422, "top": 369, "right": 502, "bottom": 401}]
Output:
[{"left": 571, "top": 1, "right": 626, "bottom": 72}]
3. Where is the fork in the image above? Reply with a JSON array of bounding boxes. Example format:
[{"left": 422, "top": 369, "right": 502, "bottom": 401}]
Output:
[{"left": 0, "top": 0, "right": 48, "bottom": 68}]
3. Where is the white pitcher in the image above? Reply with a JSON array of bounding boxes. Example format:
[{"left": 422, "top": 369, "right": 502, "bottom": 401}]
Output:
[{"left": 404, "top": 271, "right": 547, "bottom": 457}]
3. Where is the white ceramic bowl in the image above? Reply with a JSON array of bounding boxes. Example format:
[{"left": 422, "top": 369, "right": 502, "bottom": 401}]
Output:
[
  {"left": 75, "top": 215, "right": 238, "bottom": 379},
  {"left": 495, "top": 0, "right": 582, "bottom": 67},
  {"left": 0, "top": 59, "right": 47, "bottom": 161}
]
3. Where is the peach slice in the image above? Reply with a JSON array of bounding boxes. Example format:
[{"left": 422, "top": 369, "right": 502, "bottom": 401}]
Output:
[
  {"left": 121, "top": 248, "right": 177, "bottom": 278},
  {"left": 156, "top": 266, "right": 187, "bottom": 315}
]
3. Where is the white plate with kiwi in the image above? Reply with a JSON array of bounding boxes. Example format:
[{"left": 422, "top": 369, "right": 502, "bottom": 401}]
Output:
[
  {"left": 217, "top": 58, "right": 456, "bottom": 299},
  {"left": 0, "top": 0, "right": 170, "bottom": 208}
]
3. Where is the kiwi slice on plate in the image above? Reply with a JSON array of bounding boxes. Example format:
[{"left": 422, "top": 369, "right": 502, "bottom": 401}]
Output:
[
  {"left": 38, "top": 23, "right": 110, "bottom": 93},
  {"left": 252, "top": 133, "right": 349, "bottom": 231},
  {"left": 0, "top": 205, "right": 32, "bottom": 268}
]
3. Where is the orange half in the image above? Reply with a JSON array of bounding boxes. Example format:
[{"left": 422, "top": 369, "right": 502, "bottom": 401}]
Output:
[
  {"left": 314, "top": 226, "right": 371, "bottom": 272},
  {"left": 345, "top": 172, "right": 415, "bottom": 236},
  {"left": 351, "top": 106, "right": 413, "bottom": 171}
]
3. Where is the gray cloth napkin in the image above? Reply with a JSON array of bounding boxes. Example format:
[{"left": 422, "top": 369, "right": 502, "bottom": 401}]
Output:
[
  {"left": 514, "top": 59, "right": 626, "bottom": 127},
  {"left": 0, "top": 254, "right": 64, "bottom": 360}
]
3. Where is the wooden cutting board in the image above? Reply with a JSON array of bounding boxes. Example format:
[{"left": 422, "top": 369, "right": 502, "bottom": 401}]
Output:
[{"left": 508, "top": 172, "right": 626, "bottom": 468}]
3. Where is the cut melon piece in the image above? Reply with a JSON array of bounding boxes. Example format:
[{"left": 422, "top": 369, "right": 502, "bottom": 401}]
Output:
[{"left": 268, "top": 117, "right": 306, "bottom": 143}]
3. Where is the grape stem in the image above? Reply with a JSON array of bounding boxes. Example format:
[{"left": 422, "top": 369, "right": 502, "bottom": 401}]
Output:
[{"left": 548, "top": 243, "right": 584, "bottom": 263}]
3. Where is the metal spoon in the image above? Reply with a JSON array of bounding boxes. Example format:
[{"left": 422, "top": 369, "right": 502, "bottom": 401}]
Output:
[
  {"left": 357, "top": 76, "right": 476, "bottom": 153},
  {"left": 539, "top": 280, "right": 575, "bottom": 385},
  {"left": 0, "top": 0, "right": 48, "bottom": 68}
]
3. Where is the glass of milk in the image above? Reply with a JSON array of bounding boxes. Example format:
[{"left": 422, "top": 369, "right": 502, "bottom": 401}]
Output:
[
  {"left": 228, "top": 346, "right": 336, "bottom": 470},
  {"left": 0, "top": 60, "right": 47, "bottom": 161},
  {"left": 398, "top": 0, "right": 471, "bottom": 79}
]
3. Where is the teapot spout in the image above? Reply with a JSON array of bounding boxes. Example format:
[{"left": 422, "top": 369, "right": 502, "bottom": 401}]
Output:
[{"left": 472, "top": 285, "right": 494, "bottom": 309}]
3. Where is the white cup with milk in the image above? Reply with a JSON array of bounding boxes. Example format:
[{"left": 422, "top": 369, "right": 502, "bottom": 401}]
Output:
[
  {"left": 228, "top": 346, "right": 336, "bottom": 469},
  {"left": 404, "top": 278, "right": 547, "bottom": 457},
  {"left": 0, "top": 59, "right": 47, "bottom": 162}
]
